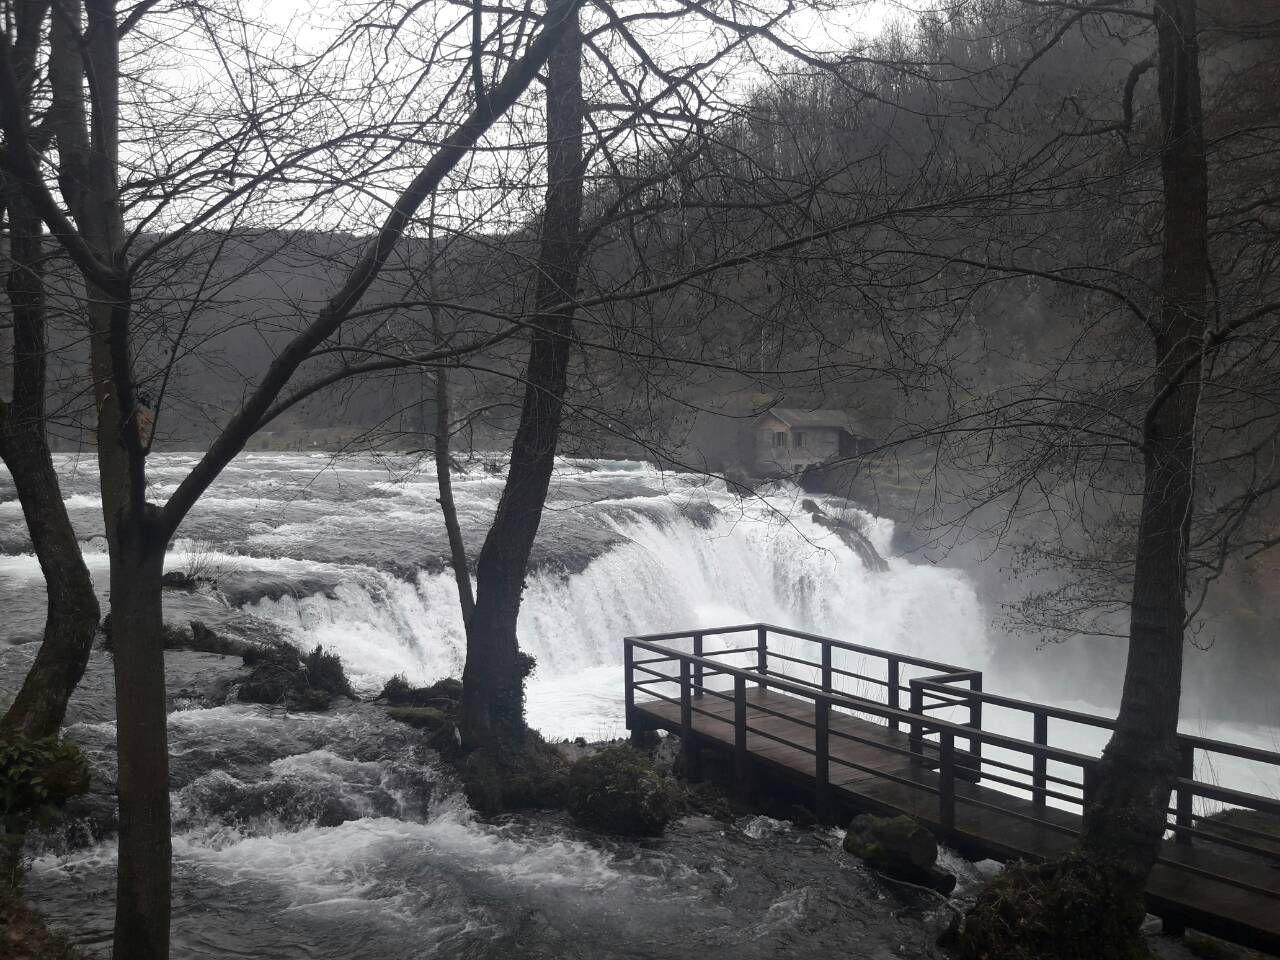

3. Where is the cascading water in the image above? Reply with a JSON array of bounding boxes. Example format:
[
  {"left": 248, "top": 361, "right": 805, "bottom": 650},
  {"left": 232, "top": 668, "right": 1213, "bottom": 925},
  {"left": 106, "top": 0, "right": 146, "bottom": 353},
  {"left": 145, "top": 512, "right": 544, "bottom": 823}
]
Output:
[
  {"left": 0, "top": 453, "right": 991, "bottom": 957},
  {"left": 6, "top": 453, "right": 1272, "bottom": 958}
]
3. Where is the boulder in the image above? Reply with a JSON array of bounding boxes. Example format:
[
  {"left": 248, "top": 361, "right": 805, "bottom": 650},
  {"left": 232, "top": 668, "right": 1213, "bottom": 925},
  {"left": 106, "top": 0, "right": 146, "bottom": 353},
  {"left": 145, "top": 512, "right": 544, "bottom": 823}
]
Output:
[
  {"left": 564, "top": 745, "right": 684, "bottom": 837},
  {"left": 843, "top": 814, "right": 956, "bottom": 894}
]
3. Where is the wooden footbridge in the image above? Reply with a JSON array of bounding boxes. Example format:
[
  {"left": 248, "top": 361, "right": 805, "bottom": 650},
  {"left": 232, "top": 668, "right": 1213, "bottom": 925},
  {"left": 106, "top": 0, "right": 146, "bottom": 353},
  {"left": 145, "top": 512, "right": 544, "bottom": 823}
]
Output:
[{"left": 623, "top": 624, "right": 1280, "bottom": 953}]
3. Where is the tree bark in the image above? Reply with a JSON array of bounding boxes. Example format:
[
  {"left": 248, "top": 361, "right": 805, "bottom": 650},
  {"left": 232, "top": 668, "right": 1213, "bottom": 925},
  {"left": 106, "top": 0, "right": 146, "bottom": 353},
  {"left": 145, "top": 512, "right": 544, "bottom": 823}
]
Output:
[
  {"left": 0, "top": 42, "right": 100, "bottom": 741},
  {"left": 435, "top": 365, "right": 475, "bottom": 623},
  {"left": 1080, "top": 0, "right": 1209, "bottom": 891},
  {"left": 106, "top": 522, "right": 170, "bottom": 960},
  {"left": 461, "top": 10, "right": 584, "bottom": 745}
]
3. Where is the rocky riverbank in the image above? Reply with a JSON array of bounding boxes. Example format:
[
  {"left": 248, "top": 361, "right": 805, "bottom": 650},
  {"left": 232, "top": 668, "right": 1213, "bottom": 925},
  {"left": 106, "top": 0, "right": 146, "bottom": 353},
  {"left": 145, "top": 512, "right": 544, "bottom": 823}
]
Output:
[{"left": 0, "top": 636, "right": 1266, "bottom": 960}]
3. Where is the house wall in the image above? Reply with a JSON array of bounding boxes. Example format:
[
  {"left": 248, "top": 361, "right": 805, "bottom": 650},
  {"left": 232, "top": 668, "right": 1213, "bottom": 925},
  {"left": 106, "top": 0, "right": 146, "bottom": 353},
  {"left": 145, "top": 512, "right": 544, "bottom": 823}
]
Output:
[{"left": 755, "top": 418, "right": 843, "bottom": 472}]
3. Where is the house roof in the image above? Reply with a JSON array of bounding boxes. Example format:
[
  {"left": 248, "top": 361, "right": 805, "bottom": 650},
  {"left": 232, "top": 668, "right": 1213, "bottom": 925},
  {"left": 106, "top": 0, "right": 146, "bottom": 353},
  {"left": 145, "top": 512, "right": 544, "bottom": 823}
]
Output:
[{"left": 765, "top": 407, "right": 859, "bottom": 432}]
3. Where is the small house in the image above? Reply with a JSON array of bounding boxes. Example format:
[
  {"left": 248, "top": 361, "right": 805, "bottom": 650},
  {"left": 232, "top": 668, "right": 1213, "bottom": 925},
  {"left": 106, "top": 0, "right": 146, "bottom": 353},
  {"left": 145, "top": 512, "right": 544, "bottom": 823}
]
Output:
[{"left": 755, "top": 407, "right": 865, "bottom": 474}]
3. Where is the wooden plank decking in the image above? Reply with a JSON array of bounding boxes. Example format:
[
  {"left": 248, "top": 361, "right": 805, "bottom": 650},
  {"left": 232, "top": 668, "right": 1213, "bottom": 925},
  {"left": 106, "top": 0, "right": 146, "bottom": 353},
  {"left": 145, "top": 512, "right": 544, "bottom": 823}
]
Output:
[{"left": 634, "top": 686, "right": 1280, "bottom": 953}]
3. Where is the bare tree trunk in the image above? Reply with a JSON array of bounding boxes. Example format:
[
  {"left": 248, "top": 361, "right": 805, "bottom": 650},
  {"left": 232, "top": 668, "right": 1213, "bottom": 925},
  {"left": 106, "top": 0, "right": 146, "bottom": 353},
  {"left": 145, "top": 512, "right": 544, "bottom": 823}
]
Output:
[
  {"left": 461, "top": 10, "right": 584, "bottom": 745},
  {"left": 1080, "top": 0, "right": 1209, "bottom": 887},
  {"left": 106, "top": 521, "right": 170, "bottom": 960},
  {"left": 435, "top": 365, "right": 475, "bottom": 623},
  {"left": 0, "top": 190, "right": 100, "bottom": 740}
]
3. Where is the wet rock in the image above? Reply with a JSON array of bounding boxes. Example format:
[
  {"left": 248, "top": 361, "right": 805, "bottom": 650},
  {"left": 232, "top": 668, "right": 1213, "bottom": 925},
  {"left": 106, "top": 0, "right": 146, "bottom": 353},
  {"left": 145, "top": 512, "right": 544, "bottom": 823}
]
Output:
[
  {"left": 843, "top": 814, "right": 956, "bottom": 894},
  {"left": 564, "top": 744, "right": 684, "bottom": 837},
  {"left": 186, "top": 621, "right": 252, "bottom": 658},
  {"left": 387, "top": 707, "right": 459, "bottom": 754},
  {"left": 161, "top": 570, "right": 199, "bottom": 591},
  {"left": 178, "top": 770, "right": 354, "bottom": 831}
]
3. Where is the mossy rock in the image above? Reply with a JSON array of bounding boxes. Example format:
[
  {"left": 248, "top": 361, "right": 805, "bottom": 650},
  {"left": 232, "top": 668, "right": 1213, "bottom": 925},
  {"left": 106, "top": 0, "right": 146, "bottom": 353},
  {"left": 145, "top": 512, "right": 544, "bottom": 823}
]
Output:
[
  {"left": 564, "top": 745, "right": 684, "bottom": 837},
  {"left": 381, "top": 675, "right": 462, "bottom": 708},
  {"left": 955, "top": 852, "right": 1151, "bottom": 960},
  {"left": 843, "top": 813, "right": 955, "bottom": 894},
  {"left": 235, "top": 644, "right": 351, "bottom": 711},
  {"left": 460, "top": 733, "right": 567, "bottom": 816}
]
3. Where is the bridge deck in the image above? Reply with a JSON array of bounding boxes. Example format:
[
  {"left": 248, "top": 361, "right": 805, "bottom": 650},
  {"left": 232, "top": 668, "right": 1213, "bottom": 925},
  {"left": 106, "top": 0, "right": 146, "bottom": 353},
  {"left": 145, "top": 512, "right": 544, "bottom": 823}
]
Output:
[{"left": 635, "top": 687, "right": 1280, "bottom": 952}]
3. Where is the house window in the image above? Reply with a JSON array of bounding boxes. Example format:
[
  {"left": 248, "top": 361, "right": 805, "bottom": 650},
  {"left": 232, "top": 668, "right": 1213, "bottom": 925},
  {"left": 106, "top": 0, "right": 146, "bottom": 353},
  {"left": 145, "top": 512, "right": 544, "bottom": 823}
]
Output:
[
  {"left": 772, "top": 431, "right": 787, "bottom": 448},
  {"left": 793, "top": 431, "right": 805, "bottom": 449}
]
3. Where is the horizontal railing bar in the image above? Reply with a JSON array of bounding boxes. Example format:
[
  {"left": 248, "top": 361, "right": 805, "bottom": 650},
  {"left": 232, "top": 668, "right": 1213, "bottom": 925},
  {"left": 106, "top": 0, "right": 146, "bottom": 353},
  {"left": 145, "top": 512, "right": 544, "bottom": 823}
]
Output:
[
  {"left": 632, "top": 678, "right": 677, "bottom": 690},
  {"left": 631, "top": 663, "right": 678, "bottom": 683},
  {"left": 952, "top": 792, "right": 1082, "bottom": 838},
  {"left": 827, "top": 754, "right": 943, "bottom": 796},
  {"left": 628, "top": 631, "right": 1280, "bottom": 771},
  {"left": 1189, "top": 813, "right": 1280, "bottom": 845},
  {"left": 629, "top": 638, "right": 1097, "bottom": 768},
  {"left": 689, "top": 685, "right": 734, "bottom": 705},
  {"left": 637, "top": 689, "right": 681, "bottom": 709},
  {"left": 758, "top": 623, "right": 972, "bottom": 674},
  {"left": 1176, "top": 734, "right": 1280, "bottom": 767},
  {"left": 627, "top": 624, "right": 763, "bottom": 644},
  {"left": 827, "top": 726, "right": 928, "bottom": 763},
  {"left": 972, "top": 754, "right": 1084, "bottom": 794},
  {"left": 743, "top": 722, "right": 816, "bottom": 757},
  {"left": 696, "top": 645, "right": 760, "bottom": 657},
  {"left": 1153, "top": 854, "right": 1280, "bottom": 900},
  {"left": 633, "top": 654, "right": 678, "bottom": 666},
  {"left": 764, "top": 650, "right": 895, "bottom": 691},
  {"left": 1177, "top": 778, "right": 1280, "bottom": 816},
  {"left": 832, "top": 668, "right": 891, "bottom": 688},
  {"left": 1167, "top": 823, "right": 1280, "bottom": 861}
]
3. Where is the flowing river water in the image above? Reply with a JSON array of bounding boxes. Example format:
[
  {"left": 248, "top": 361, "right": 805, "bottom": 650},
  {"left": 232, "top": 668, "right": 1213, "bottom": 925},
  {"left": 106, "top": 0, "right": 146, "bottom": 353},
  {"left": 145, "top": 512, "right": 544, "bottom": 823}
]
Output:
[{"left": 0, "top": 453, "right": 1273, "bottom": 958}]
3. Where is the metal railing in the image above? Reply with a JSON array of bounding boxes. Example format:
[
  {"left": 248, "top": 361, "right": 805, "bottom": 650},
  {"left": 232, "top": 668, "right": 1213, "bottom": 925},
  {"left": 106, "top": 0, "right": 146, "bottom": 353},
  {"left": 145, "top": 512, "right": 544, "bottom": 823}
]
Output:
[{"left": 623, "top": 623, "right": 1280, "bottom": 897}]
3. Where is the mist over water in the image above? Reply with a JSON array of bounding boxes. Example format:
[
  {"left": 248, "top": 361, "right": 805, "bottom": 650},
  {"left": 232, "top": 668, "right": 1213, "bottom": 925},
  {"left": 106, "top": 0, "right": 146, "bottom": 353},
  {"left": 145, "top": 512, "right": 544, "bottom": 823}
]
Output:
[{"left": 1, "top": 453, "right": 1274, "bottom": 958}]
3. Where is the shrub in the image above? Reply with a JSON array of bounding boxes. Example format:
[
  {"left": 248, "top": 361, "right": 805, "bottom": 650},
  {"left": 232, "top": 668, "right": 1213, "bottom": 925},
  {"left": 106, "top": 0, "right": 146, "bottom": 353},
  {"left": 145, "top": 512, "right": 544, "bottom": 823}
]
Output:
[
  {"left": 0, "top": 736, "right": 89, "bottom": 821},
  {"left": 380, "top": 675, "right": 462, "bottom": 707},
  {"left": 956, "top": 852, "right": 1150, "bottom": 960},
  {"left": 301, "top": 646, "right": 353, "bottom": 698},
  {"left": 564, "top": 745, "right": 683, "bottom": 837},
  {"left": 459, "top": 733, "right": 567, "bottom": 815}
]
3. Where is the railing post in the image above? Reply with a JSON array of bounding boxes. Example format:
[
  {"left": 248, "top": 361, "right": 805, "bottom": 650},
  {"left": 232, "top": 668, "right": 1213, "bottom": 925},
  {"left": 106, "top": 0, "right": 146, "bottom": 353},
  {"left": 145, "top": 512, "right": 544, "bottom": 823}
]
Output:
[
  {"left": 969, "top": 673, "right": 983, "bottom": 781},
  {"left": 756, "top": 625, "right": 768, "bottom": 691},
  {"left": 939, "top": 730, "right": 955, "bottom": 832},
  {"left": 1082, "top": 762, "right": 1098, "bottom": 813},
  {"left": 815, "top": 696, "right": 830, "bottom": 821},
  {"left": 1032, "top": 711, "right": 1048, "bottom": 812},
  {"left": 734, "top": 673, "right": 749, "bottom": 797},
  {"left": 887, "top": 658, "right": 900, "bottom": 731},
  {"left": 624, "top": 639, "right": 635, "bottom": 732},
  {"left": 1176, "top": 741, "right": 1195, "bottom": 847},
  {"left": 693, "top": 633, "right": 704, "bottom": 698},
  {"left": 909, "top": 680, "right": 924, "bottom": 765},
  {"left": 821, "top": 642, "right": 832, "bottom": 694},
  {"left": 680, "top": 658, "right": 700, "bottom": 782}
]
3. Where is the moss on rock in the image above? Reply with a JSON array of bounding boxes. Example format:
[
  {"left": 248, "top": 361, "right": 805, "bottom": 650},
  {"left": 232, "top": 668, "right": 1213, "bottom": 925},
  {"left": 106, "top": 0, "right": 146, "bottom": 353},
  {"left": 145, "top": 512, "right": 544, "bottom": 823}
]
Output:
[
  {"left": 236, "top": 644, "right": 351, "bottom": 711},
  {"left": 955, "top": 852, "right": 1152, "bottom": 960},
  {"left": 564, "top": 745, "right": 684, "bottom": 837},
  {"left": 843, "top": 813, "right": 955, "bottom": 894},
  {"left": 459, "top": 733, "right": 567, "bottom": 816},
  {"left": 381, "top": 675, "right": 463, "bottom": 709}
]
